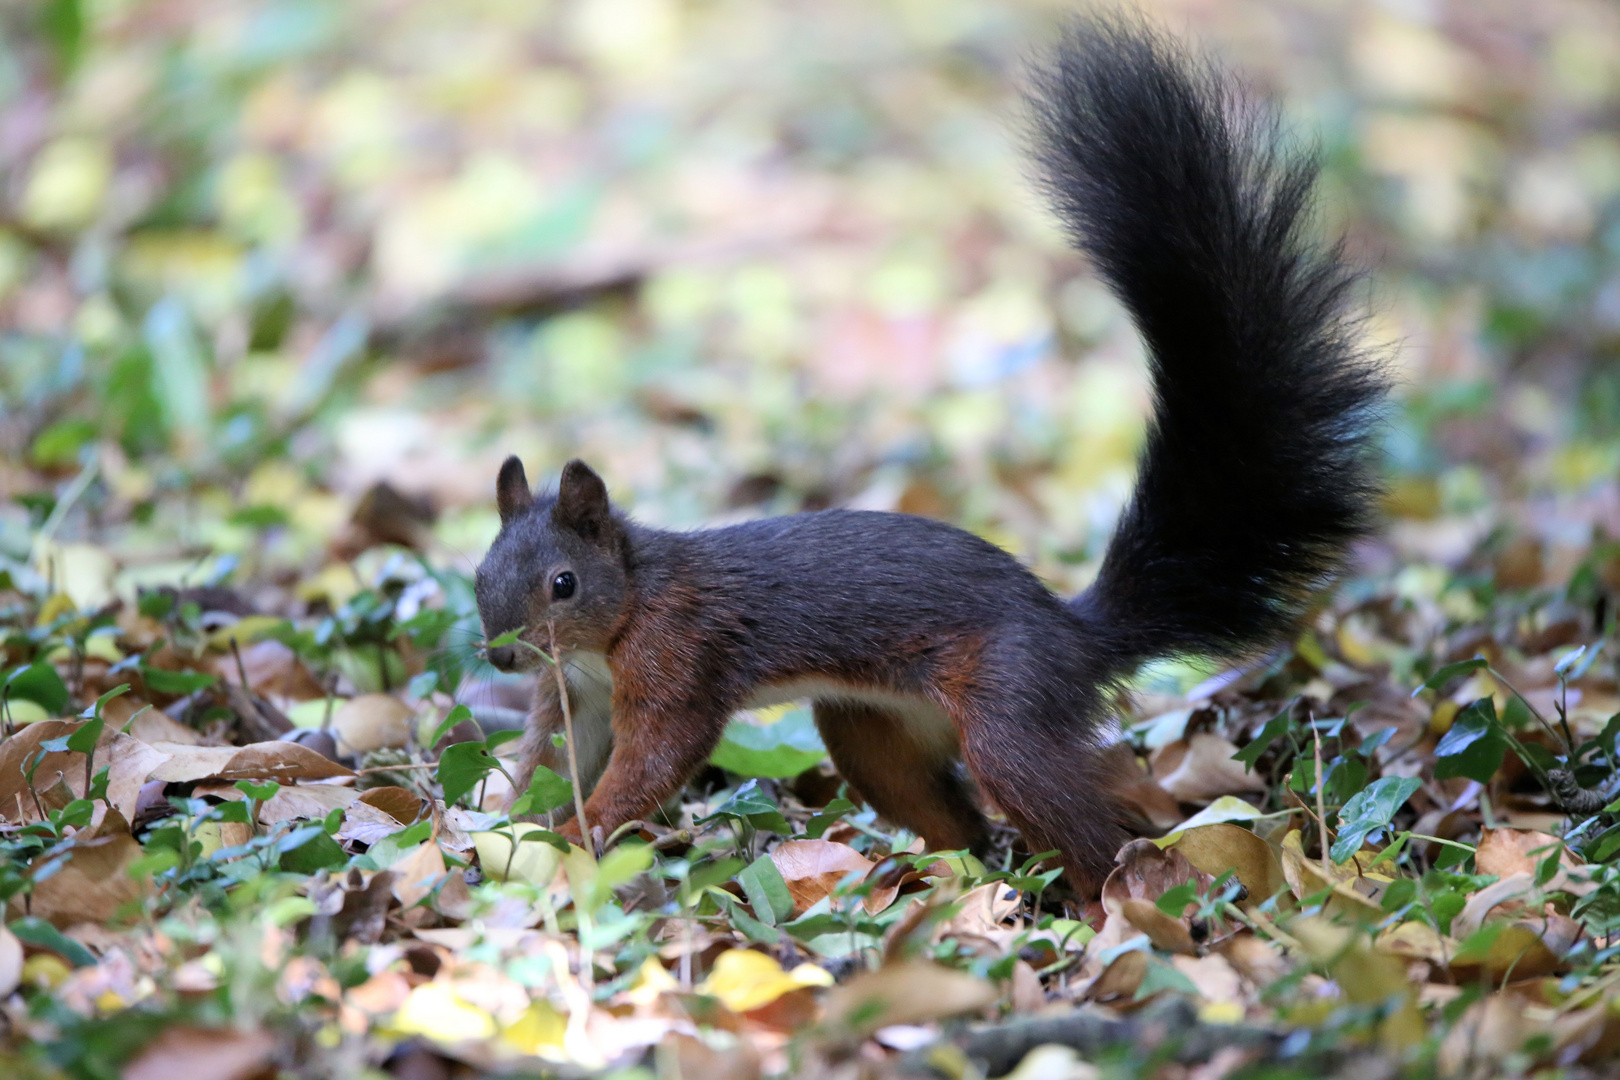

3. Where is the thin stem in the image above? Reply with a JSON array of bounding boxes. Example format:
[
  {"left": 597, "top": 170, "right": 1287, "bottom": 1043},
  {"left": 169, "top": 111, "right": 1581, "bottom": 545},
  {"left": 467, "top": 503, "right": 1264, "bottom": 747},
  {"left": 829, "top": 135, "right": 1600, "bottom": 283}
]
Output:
[
  {"left": 1312, "top": 713, "right": 1331, "bottom": 880},
  {"left": 549, "top": 621, "right": 591, "bottom": 857}
]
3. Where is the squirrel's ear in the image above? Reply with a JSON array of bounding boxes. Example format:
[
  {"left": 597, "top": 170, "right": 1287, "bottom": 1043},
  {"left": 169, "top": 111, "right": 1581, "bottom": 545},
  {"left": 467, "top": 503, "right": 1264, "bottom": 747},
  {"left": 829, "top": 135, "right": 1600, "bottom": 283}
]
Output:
[
  {"left": 554, "top": 459, "right": 613, "bottom": 541},
  {"left": 496, "top": 456, "right": 533, "bottom": 524}
]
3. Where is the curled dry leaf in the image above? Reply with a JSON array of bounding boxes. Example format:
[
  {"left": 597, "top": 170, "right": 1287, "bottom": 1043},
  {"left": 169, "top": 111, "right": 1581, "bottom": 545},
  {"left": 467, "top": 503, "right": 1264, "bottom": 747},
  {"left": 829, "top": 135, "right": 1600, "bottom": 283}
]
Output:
[
  {"left": 1121, "top": 898, "right": 1196, "bottom": 953},
  {"left": 821, "top": 960, "right": 995, "bottom": 1037},
  {"left": 1151, "top": 733, "right": 1268, "bottom": 802},
  {"left": 18, "top": 822, "right": 144, "bottom": 928},
  {"left": 1083, "top": 950, "right": 1148, "bottom": 1004},
  {"left": 336, "top": 800, "right": 409, "bottom": 846},
  {"left": 769, "top": 839, "right": 875, "bottom": 917},
  {"left": 358, "top": 784, "right": 426, "bottom": 824},
  {"left": 147, "top": 740, "right": 355, "bottom": 783},
  {"left": 1170, "top": 822, "right": 1287, "bottom": 907},
  {"left": 0, "top": 719, "right": 170, "bottom": 825},
  {"left": 1475, "top": 828, "right": 1580, "bottom": 879}
]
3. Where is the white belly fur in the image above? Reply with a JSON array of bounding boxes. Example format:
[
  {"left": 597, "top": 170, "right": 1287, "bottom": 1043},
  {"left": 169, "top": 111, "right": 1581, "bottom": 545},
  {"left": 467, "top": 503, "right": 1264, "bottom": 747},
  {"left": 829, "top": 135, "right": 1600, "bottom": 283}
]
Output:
[{"left": 557, "top": 654, "right": 960, "bottom": 777}]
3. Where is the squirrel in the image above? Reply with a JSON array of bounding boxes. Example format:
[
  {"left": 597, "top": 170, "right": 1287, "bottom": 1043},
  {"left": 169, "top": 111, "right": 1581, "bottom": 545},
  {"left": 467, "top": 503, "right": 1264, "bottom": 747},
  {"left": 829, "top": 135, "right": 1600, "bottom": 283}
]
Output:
[{"left": 473, "top": 14, "right": 1386, "bottom": 895}]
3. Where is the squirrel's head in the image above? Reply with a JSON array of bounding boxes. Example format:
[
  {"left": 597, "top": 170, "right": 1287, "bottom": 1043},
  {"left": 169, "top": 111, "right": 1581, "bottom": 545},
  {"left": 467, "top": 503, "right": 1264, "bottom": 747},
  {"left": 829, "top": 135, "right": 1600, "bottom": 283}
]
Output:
[{"left": 474, "top": 457, "right": 630, "bottom": 671}]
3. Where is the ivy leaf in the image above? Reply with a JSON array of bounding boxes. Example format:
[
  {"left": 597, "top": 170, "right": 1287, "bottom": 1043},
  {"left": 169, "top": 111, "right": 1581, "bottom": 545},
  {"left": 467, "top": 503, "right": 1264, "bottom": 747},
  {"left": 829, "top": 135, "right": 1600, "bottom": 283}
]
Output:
[
  {"left": 438, "top": 741, "right": 501, "bottom": 808},
  {"left": 1231, "top": 704, "right": 1294, "bottom": 771},
  {"left": 1331, "top": 776, "right": 1421, "bottom": 864},
  {"left": 1412, "top": 657, "right": 1487, "bottom": 698},
  {"left": 427, "top": 703, "right": 473, "bottom": 750},
  {"left": 1433, "top": 699, "right": 1508, "bottom": 783},
  {"left": 510, "top": 765, "right": 573, "bottom": 817},
  {"left": 702, "top": 779, "right": 792, "bottom": 835}
]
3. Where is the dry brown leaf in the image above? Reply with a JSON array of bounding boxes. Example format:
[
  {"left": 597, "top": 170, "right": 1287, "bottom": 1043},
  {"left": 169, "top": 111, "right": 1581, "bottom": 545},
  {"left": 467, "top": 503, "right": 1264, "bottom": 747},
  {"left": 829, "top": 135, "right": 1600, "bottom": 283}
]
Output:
[
  {"left": 1151, "top": 733, "right": 1268, "bottom": 802},
  {"left": 769, "top": 839, "right": 875, "bottom": 916},
  {"left": 335, "top": 800, "right": 408, "bottom": 846},
  {"left": 1169, "top": 952, "right": 1245, "bottom": 1007},
  {"left": 1218, "top": 934, "right": 1290, "bottom": 989},
  {"left": 1008, "top": 959, "right": 1044, "bottom": 1012},
  {"left": 1476, "top": 828, "right": 1578, "bottom": 879},
  {"left": 1121, "top": 898, "right": 1196, "bottom": 954},
  {"left": 103, "top": 697, "right": 200, "bottom": 745},
  {"left": 821, "top": 960, "right": 995, "bottom": 1036},
  {"left": 390, "top": 839, "right": 449, "bottom": 908},
  {"left": 1438, "top": 992, "right": 1535, "bottom": 1075},
  {"left": 331, "top": 693, "right": 414, "bottom": 755},
  {"left": 1170, "top": 823, "right": 1287, "bottom": 907},
  {"left": 222, "top": 639, "right": 326, "bottom": 700},
  {"left": 16, "top": 821, "right": 143, "bottom": 928},
  {"left": 146, "top": 740, "right": 354, "bottom": 783},
  {"left": 194, "top": 780, "right": 357, "bottom": 824},
  {"left": 0, "top": 719, "right": 170, "bottom": 825},
  {"left": 358, "top": 785, "right": 426, "bottom": 824},
  {"left": 934, "top": 882, "right": 1022, "bottom": 939},
  {"left": 123, "top": 1025, "right": 278, "bottom": 1080},
  {"left": 1084, "top": 950, "right": 1147, "bottom": 1003}
]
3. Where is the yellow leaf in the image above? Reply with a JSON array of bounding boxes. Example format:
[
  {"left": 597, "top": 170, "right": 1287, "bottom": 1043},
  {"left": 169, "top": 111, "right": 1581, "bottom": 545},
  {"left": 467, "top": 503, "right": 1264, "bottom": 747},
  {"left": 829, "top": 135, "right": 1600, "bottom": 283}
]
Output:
[
  {"left": 501, "top": 1000, "right": 568, "bottom": 1057},
  {"left": 391, "top": 983, "right": 497, "bottom": 1043},
  {"left": 626, "top": 956, "right": 677, "bottom": 1006},
  {"left": 22, "top": 138, "right": 112, "bottom": 230},
  {"left": 472, "top": 825, "right": 563, "bottom": 888},
  {"left": 698, "top": 949, "right": 832, "bottom": 1013}
]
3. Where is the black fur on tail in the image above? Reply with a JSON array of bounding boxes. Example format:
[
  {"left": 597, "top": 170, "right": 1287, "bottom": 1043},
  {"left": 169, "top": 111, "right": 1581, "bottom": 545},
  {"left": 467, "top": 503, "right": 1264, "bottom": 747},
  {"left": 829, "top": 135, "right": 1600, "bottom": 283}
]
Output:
[{"left": 1031, "top": 15, "right": 1387, "bottom": 675}]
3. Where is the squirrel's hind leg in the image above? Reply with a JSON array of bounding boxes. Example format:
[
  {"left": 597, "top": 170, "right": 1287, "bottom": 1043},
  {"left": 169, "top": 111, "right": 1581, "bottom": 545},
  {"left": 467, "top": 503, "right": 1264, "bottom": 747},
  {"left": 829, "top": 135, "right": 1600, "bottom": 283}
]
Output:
[
  {"left": 813, "top": 698, "right": 990, "bottom": 856},
  {"left": 940, "top": 669, "right": 1133, "bottom": 897}
]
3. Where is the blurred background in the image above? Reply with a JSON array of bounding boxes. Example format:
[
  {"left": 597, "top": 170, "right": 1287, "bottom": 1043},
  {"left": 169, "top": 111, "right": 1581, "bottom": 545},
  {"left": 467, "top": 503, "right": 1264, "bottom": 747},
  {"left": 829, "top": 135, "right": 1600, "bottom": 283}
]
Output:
[{"left": 4, "top": 0, "right": 1620, "bottom": 669}]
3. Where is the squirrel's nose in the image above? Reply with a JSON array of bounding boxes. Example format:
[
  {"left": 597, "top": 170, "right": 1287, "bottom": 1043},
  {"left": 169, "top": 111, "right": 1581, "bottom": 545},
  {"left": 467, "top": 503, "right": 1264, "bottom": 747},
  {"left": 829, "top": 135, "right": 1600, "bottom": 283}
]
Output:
[{"left": 487, "top": 644, "right": 517, "bottom": 671}]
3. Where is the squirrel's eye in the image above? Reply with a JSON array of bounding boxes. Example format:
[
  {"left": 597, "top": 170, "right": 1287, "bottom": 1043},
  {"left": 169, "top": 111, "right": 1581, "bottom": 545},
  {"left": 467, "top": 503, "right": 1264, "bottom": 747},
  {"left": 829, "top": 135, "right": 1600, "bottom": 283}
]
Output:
[{"left": 551, "top": 571, "right": 576, "bottom": 600}]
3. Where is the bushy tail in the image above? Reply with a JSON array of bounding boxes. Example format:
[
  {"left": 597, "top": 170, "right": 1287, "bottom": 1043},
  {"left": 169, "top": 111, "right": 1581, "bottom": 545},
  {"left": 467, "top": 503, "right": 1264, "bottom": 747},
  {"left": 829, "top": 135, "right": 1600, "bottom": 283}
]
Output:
[{"left": 1032, "top": 15, "right": 1387, "bottom": 675}]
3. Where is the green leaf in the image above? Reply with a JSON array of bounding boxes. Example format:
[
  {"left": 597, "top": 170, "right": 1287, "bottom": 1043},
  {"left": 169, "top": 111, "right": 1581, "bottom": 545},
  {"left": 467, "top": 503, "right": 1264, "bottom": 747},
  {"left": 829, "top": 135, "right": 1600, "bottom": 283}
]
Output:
[
  {"left": 1413, "top": 657, "right": 1487, "bottom": 697},
  {"left": 1231, "top": 705, "right": 1295, "bottom": 771},
  {"left": 31, "top": 418, "right": 97, "bottom": 468},
  {"left": 427, "top": 703, "right": 473, "bottom": 750},
  {"left": 7, "top": 916, "right": 96, "bottom": 967},
  {"left": 235, "top": 780, "right": 280, "bottom": 802},
  {"left": 141, "top": 666, "right": 218, "bottom": 695},
  {"left": 1433, "top": 700, "right": 1508, "bottom": 783},
  {"left": 710, "top": 707, "right": 828, "bottom": 779},
  {"left": 738, "top": 856, "right": 794, "bottom": 926},
  {"left": 803, "top": 797, "right": 858, "bottom": 840},
  {"left": 64, "top": 715, "right": 103, "bottom": 756},
  {"left": 1331, "top": 776, "right": 1421, "bottom": 864},
  {"left": 702, "top": 780, "right": 792, "bottom": 835},
  {"left": 488, "top": 627, "right": 524, "bottom": 647},
  {"left": 1155, "top": 882, "right": 1197, "bottom": 918},
  {"left": 511, "top": 765, "right": 573, "bottom": 817},
  {"left": 437, "top": 741, "right": 500, "bottom": 808},
  {"left": 38, "top": 0, "right": 85, "bottom": 76},
  {"left": 279, "top": 829, "right": 347, "bottom": 873},
  {"left": 7, "top": 661, "right": 70, "bottom": 715}
]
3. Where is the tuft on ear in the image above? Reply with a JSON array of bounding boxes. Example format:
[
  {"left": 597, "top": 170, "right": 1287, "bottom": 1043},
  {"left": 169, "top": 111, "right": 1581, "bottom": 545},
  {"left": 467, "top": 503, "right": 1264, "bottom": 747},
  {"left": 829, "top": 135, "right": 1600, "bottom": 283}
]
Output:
[
  {"left": 496, "top": 456, "right": 533, "bottom": 524},
  {"left": 554, "top": 459, "right": 614, "bottom": 541}
]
